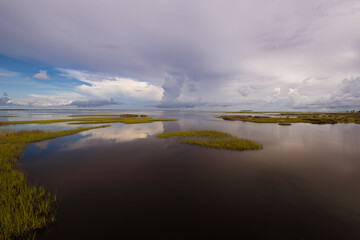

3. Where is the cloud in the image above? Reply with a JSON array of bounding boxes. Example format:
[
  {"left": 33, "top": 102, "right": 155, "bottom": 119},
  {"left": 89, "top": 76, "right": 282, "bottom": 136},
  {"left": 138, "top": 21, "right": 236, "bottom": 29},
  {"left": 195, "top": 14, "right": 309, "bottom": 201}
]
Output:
[
  {"left": 1, "top": 1, "right": 360, "bottom": 110},
  {"left": 284, "top": 88, "right": 310, "bottom": 107},
  {"left": 238, "top": 86, "right": 252, "bottom": 97},
  {"left": 0, "top": 92, "right": 11, "bottom": 105},
  {"left": 275, "top": 77, "right": 360, "bottom": 110},
  {"left": 0, "top": 92, "right": 25, "bottom": 107},
  {"left": 33, "top": 70, "right": 50, "bottom": 80},
  {"left": 25, "top": 93, "right": 79, "bottom": 107},
  {"left": 0, "top": 68, "right": 18, "bottom": 77},
  {"left": 155, "top": 101, "right": 206, "bottom": 109},
  {"left": 0, "top": 73, "right": 12, "bottom": 77},
  {"left": 273, "top": 88, "right": 281, "bottom": 97},
  {"left": 0, "top": 91, "right": 123, "bottom": 108},
  {"left": 67, "top": 99, "right": 122, "bottom": 108},
  {"left": 310, "top": 77, "right": 360, "bottom": 109},
  {"left": 59, "top": 68, "right": 163, "bottom": 101},
  {"left": 154, "top": 100, "right": 239, "bottom": 109},
  {"left": 264, "top": 87, "right": 282, "bottom": 104},
  {"left": 161, "top": 72, "right": 185, "bottom": 103}
]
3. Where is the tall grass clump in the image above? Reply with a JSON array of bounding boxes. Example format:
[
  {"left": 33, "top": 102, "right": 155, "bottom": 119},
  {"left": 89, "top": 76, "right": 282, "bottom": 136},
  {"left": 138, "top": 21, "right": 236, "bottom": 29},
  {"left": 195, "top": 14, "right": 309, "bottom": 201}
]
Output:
[
  {"left": 157, "top": 130, "right": 262, "bottom": 151},
  {"left": 0, "top": 125, "right": 109, "bottom": 239}
]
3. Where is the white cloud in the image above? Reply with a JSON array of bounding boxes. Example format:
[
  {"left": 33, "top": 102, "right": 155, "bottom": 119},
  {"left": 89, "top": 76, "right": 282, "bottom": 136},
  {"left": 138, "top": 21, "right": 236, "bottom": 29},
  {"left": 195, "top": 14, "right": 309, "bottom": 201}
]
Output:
[
  {"left": 274, "top": 88, "right": 281, "bottom": 97},
  {"left": 0, "top": 73, "right": 11, "bottom": 77},
  {"left": 1, "top": 92, "right": 75, "bottom": 107},
  {"left": 26, "top": 92, "right": 81, "bottom": 107},
  {"left": 33, "top": 70, "right": 50, "bottom": 80},
  {"left": 59, "top": 68, "right": 163, "bottom": 101},
  {"left": 284, "top": 88, "right": 310, "bottom": 107},
  {"left": 0, "top": 68, "right": 18, "bottom": 77},
  {"left": 78, "top": 77, "right": 163, "bottom": 101},
  {"left": 265, "top": 87, "right": 282, "bottom": 104}
]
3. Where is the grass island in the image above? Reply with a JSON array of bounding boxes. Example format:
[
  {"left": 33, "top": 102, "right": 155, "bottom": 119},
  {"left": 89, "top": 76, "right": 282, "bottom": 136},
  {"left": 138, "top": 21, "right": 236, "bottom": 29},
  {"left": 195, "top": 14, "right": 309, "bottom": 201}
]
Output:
[
  {"left": 0, "top": 114, "right": 177, "bottom": 126},
  {"left": 157, "top": 130, "right": 262, "bottom": 151},
  {"left": 218, "top": 112, "right": 360, "bottom": 125}
]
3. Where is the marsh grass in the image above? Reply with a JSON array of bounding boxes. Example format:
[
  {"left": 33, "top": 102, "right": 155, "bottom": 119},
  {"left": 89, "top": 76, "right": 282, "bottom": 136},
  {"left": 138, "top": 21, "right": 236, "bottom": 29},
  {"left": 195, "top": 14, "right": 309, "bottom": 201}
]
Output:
[
  {"left": 0, "top": 116, "right": 176, "bottom": 126},
  {"left": 68, "top": 117, "right": 176, "bottom": 125},
  {"left": 0, "top": 125, "right": 109, "bottom": 240},
  {"left": 157, "top": 130, "right": 262, "bottom": 151},
  {"left": 218, "top": 112, "right": 360, "bottom": 125},
  {"left": 218, "top": 111, "right": 275, "bottom": 114},
  {"left": 68, "top": 114, "right": 146, "bottom": 118}
]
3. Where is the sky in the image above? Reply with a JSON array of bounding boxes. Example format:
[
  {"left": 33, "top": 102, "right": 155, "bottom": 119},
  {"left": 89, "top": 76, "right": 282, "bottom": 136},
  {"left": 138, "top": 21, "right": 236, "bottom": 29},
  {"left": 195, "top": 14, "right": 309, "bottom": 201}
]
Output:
[{"left": 0, "top": 0, "right": 360, "bottom": 110}]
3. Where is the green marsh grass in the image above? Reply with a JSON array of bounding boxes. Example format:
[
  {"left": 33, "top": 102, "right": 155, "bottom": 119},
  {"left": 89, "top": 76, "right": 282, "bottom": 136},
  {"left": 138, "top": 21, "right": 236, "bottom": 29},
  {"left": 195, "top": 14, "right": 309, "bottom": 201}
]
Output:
[
  {"left": 68, "top": 114, "right": 146, "bottom": 118},
  {"left": 68, "top": 117, "right": 176, "bottom": 125},
  {"left": 0, "top": 125, "right": 109, "bottom": 240},
  {"left": 157, "top": 130, "right": 262, "bottom": 151},
  {"left": 218, "top": 112, "right": 360, "bottom": 125},
  {"left": 0, "top": 116, "right": 176, "bottom": 126}
]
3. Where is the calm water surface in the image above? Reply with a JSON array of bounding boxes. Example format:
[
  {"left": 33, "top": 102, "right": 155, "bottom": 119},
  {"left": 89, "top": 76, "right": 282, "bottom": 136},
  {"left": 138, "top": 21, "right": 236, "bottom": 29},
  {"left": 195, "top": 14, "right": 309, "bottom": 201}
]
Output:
[{"left": 12, "top": 110, "right": 360, "bottom": 239}]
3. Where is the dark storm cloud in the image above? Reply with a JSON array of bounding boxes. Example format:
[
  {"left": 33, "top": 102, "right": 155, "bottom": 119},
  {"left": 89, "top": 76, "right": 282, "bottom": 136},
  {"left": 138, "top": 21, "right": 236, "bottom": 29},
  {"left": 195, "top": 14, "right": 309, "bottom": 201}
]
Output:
[
  {"left": 238, "top": 87, "right": 251, "bottom": 97},
  {"left": 161, "top": 72, "right": 186, "bottom": 103},
  {"left": 68, "top": 99, "right": 122, "bottom": 108},
  {"left": 312, "top": 77, "right": 360, "bottom": 109},
  {"left": 280, "top": 77, "right": 360, "bottom": 110},
  {"left": 0, "top": 0, "right": 330, "bottom": 79},
  {"left": 0, "top": 92, "right": 16, "bottom": 106},
  {"left": 0, "top": 93, "right": 10, "bottom": 105},
  {"left": 1, "top": 0, "right": 360, "bottom": 109},
  {"left": 155, "top": 101, "right": 237, "bottom": 109},
  {"left": 156, "top": 102, "right": 206, "bottom": 109}
]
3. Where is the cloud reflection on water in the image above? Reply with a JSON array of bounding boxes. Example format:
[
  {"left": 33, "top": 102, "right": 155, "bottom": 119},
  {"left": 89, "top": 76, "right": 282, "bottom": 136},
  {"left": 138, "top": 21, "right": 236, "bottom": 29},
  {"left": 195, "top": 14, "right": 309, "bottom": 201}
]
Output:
[{"left": 61, "top": 122, "right": 164, "bottom": 151}]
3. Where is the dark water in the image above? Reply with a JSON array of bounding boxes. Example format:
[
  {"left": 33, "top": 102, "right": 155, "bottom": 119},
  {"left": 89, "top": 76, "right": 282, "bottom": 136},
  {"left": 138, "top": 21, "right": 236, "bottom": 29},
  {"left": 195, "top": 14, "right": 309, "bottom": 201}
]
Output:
[{"left": 19, "top": 111, "right": 360, "bottom": 239}]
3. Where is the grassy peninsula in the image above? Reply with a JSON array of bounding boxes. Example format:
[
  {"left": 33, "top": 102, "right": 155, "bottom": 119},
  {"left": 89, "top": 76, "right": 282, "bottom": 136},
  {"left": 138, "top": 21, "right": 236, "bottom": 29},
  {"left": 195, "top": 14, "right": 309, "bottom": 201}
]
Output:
[
  {"left": 0, "top": 115, "right": 177, "bottom": 126},
  {"left": 218, "top": 112, "right": 360, "bottom": 125},
  {"left": 68, "top": 114, "right": 147, "bottom": 118},
  {"left": 0, "top": 125, "right": 109, "bottom": 239},
  {"left": 157, "top": 130, "right": 262, "bottom": 151}
]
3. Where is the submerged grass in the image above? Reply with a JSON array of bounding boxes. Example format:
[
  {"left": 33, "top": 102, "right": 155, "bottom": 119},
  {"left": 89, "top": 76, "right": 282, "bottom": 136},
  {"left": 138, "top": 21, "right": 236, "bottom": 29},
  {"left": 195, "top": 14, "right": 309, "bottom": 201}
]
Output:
[
  {"left": 218, "top": 112, "right": 360, "bottom": 125},
  {"left": 0, "top": 116, "right": 176, "bottom": 126},
  {"left": 157, "top": 130, "right": 262, "bottom": 151},
  {"left": 0, "top": 125, "right": 109, "bottom": 240}
]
